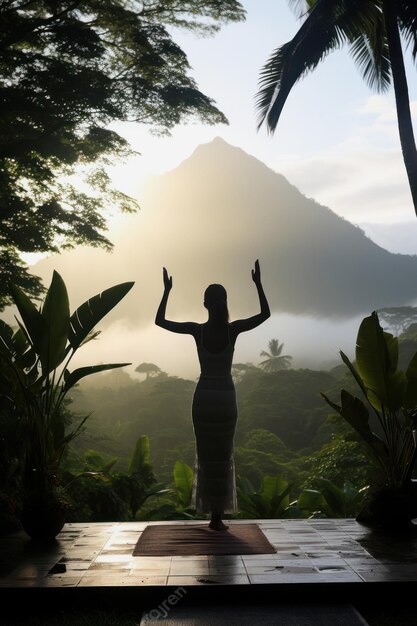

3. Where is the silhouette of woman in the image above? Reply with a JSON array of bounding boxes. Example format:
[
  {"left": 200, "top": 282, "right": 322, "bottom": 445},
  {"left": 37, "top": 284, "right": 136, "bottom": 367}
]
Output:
[{"left": 155, "top": 260, "right": 270, "bottom": 530}]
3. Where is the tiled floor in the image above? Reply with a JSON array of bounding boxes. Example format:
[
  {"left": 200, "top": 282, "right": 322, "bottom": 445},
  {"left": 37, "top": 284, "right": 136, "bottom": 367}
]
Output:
[{"left": 1, "top": 518, "right": 417, "bottom": 590}]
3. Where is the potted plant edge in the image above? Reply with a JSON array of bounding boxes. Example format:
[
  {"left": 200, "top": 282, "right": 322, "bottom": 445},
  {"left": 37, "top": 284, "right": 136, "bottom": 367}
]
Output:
[
  {"left": 0, "top": 271, "right": 134, "bottom": 540},
  {"left": 322, "top": 311, "right": 417, "bottom": 529}
]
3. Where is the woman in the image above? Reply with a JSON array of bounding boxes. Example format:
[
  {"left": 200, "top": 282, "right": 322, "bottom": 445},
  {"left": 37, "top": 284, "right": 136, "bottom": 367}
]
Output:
[{"left": 155, "top": 260, "right": 270, "bottom": 530}]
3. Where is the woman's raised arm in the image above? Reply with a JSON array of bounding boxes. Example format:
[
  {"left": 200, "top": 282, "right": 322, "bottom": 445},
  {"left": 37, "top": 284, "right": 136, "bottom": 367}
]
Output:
[
  {"left": 155, "top": 268, "right": 198, "bottom": 335},
  {"left": 231, "top": 260, "right": 270, "bottom": 335}
]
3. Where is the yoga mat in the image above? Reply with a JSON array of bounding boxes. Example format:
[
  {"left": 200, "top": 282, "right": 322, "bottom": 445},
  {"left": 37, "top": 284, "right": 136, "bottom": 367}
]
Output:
[{"left": 133, "top": 523, "right": 276, "bottom": 556}]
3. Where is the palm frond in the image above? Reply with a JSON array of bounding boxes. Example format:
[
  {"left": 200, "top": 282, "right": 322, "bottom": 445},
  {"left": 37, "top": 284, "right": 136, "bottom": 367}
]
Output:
[
  {"left": 259, "top": 360, "right": 275, "bottom": 373},
  {"left": 398, "top": 1, "right": 417, "bottom": 60},
  {"left": 288, "top": 0, "right": 310, "bottom": 19},
  {"left": 256, "top": 0, "right": 350, "bottom": 132},
  {"left": 349, "top": 5, "right": 391, "bottom": 93},
  {"left": 257, "top": 0, "right": 386, "bottom": 132},
  {"left": 350, "top": 35, "right": 391, "bottom": 91}
]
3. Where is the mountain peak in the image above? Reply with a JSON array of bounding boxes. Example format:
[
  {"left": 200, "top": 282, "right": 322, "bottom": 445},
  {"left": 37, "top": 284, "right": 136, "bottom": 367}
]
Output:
[
  {"left": 191, "top": 136, "right": 244, "bottom": 157},
  {"left": 33, "top": 139, "right": 417, "bottom": 321}
]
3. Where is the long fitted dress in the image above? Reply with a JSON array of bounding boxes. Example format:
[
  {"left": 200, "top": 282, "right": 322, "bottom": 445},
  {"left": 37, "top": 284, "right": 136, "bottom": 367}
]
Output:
[{"left": 191, "top": 324, "right": 238, "bottom": 514}]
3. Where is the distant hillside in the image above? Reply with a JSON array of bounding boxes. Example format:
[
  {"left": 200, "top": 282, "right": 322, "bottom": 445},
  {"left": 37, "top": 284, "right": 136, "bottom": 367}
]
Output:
[{"left": 32, "top": 137, "right": 417, "bottom": 323}]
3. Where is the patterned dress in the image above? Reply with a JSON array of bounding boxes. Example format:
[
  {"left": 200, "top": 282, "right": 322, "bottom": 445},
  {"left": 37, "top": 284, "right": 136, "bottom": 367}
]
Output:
[{"left": 191, "top": 324, "right": 238, "bottom": 514}]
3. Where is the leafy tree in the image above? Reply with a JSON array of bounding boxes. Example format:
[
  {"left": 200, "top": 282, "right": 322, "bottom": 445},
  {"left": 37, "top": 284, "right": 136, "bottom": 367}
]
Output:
[
  {"left": 0, "top": 0, "right": 245, "bottom": 308},
  {"left": 259, "top": 338, "right": 292, "bottom": 372},
  {"left": 378, "top": 306, "right": 417, "bottom": 335},
  {"left": 231, "top": 362, "right": 259, "bottom": 383},
  {"left": 235, "top": 446, "right": 305, "bottom": 487},
  {"left": 135, "top": 362, "right": 162, "bottom": 379},
  {"left": 243, "top": 428, "right": 295, "bottom": 458},
  {"left": 257, "top": 0, "right": 417, "bottom": 217},
  {"left": 306, "top": 435, "right": 370, "bottom": 489}
]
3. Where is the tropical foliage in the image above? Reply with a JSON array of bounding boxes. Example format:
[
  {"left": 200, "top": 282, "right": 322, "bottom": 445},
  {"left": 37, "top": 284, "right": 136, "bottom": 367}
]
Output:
[
  {"left": 237, "top": 475, "right": 298, "bottom": 519},
  {"left": 297, "top": 478, "right": 366, "bottom": 519},
  {"left": 65, "top": 435, "right": 168, "bottom": 522},
  {"left": 322, "top": 311, "right": 417, "bottom": 525},
  {"left": 0, "top": 271, "right": 134, "bottom": 514},
  {"left": 257, "top": 0, "right": 417, "bottom": 217},
  {"left": 6, "top": 317, "right": 412, "bottom": 529},
  {"left": 0, "top": 0, "right": 245, "bottom": 307}
]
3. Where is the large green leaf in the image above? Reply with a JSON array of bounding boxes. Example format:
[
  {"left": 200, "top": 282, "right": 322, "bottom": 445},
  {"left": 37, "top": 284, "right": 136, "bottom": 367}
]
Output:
[
  {"left": 68, "top": 282, "right": 134, "bottom": 350},
  {"left": 262, "top": 475, "right": 288, "bottom": 501},
  {"left": 356, "top": 312, "right": 406, "bottom": 411},
  {"left": 63, "top": 363, "right": 131, "bottom": 392},
  {"left": 41, "top": 271, "right": 70, "bottom": 373},
  {"left": 339, "top": 389, "right": 373, "bottom": 443},
  {"left": 236, "top": 475, "right": 256, "bottom": 496},
  {"left": 173, "top": 461, "right": 194, "bottom": 508},
  {"left": 322, "top": 389, "right": 386, "bottom": 462},
  {"left": 128, "top": 435, "right": 151, "bottom": 474},
  {"left": 340, "top": 389, "right": 388, "bottom": 460},
  {"left": 313, "top": 478, "right": 346, "bottom": 517},
  {"left": 297, "top": 489, "right": 326, "bottom": 515},
  {"left": 9, "top": 282, "right": 47, "bottom": 356},
  {"left": 262, "top": 476, "right": 291, "bottom": 515}
]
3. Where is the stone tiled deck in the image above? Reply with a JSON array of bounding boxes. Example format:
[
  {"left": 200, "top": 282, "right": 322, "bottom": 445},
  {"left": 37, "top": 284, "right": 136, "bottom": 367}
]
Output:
[{"left": 1, "top": 519, "right": 417, "bottom": 608}]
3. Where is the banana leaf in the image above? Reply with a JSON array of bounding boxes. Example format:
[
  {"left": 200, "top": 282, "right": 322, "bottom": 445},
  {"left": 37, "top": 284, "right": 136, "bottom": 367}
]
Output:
[
  {"left": 63, "top": 362, "right": 131, "bottom": 392},
  {"left": 262, "top": 476, "right": 291, "bottom": 515},
  {"left": 128, "top": 435, "right": 151, "bottom": 474},
  {"left": 297, "top": 489, "right": 326, "bottom": 515},
  {"left": 322, "top": 389, "right": 388, "bottom": 462},
  {"left": 174, "top": 460, "right": 194, "bottom": 508},
  {"left": 40, "top": 271, "right": 70, "bottom": 373},
  {"left": 9, "top": 282, "right": 48, "bottom": 357},
  {"left": 356, "top": 312, "right": 406, "bottom": 412},
  {"left": 68, "top": 282, "right": 134, "bottom": 350},
  {"left": 313, "top": 478, "right": 347, "bottom": 517}
]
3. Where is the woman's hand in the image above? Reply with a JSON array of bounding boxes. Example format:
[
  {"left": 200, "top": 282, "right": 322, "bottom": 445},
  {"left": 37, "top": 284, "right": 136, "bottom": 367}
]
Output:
[
  {"left": 163, "top": 267, "right": 173, "bottom": 292},
  {"left": 251, "top": 259, "right": 261, "bottom": 286}
]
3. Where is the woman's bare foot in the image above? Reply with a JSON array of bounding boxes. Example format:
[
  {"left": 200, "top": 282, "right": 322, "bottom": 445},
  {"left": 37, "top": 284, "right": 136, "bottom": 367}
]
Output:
[{"left": 209, "top": 514, "right": 229, "bottom": 531}]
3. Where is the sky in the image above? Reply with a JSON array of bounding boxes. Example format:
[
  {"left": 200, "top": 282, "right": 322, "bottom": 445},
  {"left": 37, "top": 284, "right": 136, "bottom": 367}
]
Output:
[
  {"left": 23, "top": 1, "right": 417, "bottom": 380},
  {"left": 107, "top": 0, "right": 417, "bottom": 238}
]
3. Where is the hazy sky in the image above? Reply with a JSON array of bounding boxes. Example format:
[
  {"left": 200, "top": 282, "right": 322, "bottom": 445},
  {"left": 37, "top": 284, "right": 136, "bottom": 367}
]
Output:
[
  {"left": 31, "top": 138, "right": 417, "bottom": 380},
  {"left": 21, "top": 1, "right": 417, "bottom": 380},
  {"left": 107, "top": 0, "right": 417, "bottom": 232}
]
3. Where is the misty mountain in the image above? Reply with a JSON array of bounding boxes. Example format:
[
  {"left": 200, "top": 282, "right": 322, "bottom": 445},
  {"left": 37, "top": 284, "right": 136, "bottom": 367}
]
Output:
[{"left": 32, "top": 137, "right": 417, "bottom": 324}]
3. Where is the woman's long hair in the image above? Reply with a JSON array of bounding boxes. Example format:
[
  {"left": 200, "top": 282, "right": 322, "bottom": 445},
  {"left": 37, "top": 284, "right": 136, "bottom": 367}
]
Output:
[{"left": 204, "top": 284, "right": 229, "bottom": 325}]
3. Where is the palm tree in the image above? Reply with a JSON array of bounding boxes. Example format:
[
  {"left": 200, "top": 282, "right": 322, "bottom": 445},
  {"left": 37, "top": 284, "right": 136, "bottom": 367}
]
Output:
[
  {"left": 256, "top": 0, "right": 417, "bottom": 216},
  {"left": 259, "top": 339, "right": 292, "bottom": 372}
]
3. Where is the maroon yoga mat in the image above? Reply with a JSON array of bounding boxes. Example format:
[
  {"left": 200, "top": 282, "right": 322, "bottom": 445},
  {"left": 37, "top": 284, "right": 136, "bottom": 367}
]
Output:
[{"left": 133, "top": 523, "right": 276, "bottom": 556}]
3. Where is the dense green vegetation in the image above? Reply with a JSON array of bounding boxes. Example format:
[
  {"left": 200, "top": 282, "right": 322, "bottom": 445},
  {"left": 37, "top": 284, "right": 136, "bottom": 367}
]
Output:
[
  {"left": 3, "top": 292, "right": 417, "bottom": 532},
  {"left": 55, "top": 362, "right": 368, "bottom": 521},
  {"left": 0, "top": 0, "right": 245, "bottom": 308}
]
